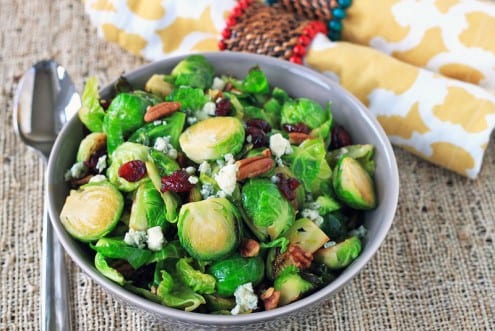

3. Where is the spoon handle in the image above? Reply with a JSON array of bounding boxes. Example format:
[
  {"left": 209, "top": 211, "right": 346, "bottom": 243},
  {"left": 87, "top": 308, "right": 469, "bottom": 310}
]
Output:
[{"left": 41, "top": 195, "right": 72, "bottom": 331}]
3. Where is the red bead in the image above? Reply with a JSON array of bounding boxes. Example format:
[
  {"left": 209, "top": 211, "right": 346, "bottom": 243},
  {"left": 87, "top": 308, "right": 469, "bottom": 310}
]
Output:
[
  {"left": 218, "top": 40, "right": 226, "bottom": 50},
  {"left": 222, "top": 28, "right": 231, "bottom": 39},
  {"left": 293, "top": 44, "right": 306, "bottom": 56},
  {"left": 298, "top": 34, "right": 310, "bottom": 46},
  {"left": 289, "top": 56, "right": 303, "bottom": 64},
  {"left": 238, "top": 0, "right": 249, "bottom": 9},
  {"left": 232, "top": 6, "right": 243, "bottom": 17},
  {"left": 303, "top": 26, "right": 316, "bottom": 37},
  {"left": 226, "top": 16, "right": 237, "bottom": 27}
]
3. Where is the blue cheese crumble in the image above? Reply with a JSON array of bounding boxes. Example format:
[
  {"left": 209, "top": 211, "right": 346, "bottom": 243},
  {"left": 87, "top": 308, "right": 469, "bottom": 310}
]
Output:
[
  {"left": 154, "top": 136, "right": 178, "bottom": 159},
  {"left": 146, "top": 226, "right": 165, "bottom": 251},
  {"left": 124, "top": 229, "right": 147, "bottom": 249},
  {"left": 64, "top": 162, "right": 87, "bottom": 181},
  {"left": 231, "top": 283, "right": 258, "bottom": 315}
]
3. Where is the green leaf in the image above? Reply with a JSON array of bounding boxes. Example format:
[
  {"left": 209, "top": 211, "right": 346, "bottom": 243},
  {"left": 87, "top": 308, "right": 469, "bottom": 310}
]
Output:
[{"left": 78, "top": 77, "right": 105, "bottom": 132}]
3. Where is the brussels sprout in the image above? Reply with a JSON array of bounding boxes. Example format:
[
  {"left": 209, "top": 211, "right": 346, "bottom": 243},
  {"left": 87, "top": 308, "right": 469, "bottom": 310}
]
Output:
[
  {"left": 177, "top": 198, "right": 241, "bottom": 261},
  {"left": 204, "top": 294, "right": 236, "bottom": 312},
  {"left": 314, "top": 236, "right": 362, "bottom": 270},
  {"left": 285, "top": 218, "right": 329, "bottom": 254},
  {"left": 76, "top": 132, "right": 107, "bottom": 163},
  {"left": 271, "top": 87, "right": 289, "bottom": 104},
  {"left": 287, "top": 138, "right": 332, "bottom": 195},
  {"left": 92, "top": 237, "right": 153, "bottom": 269},
  {"left": 274, "top": 266, "right": 314, "bottom": 306},
  {"left": 129, "top": 180, "right": 167, "bottom": 231},
  {"left": 241, "top": 179, "right": 295, "bottom": 241},
  {"left": 103, "top": 92, "right": 157, "bottom": 154},
  {"left": 171, "top": 54, "right": 215, "bottom": 89},
  {"left": 148, "top": 149, "right": 180, "bottom": 177},
  {"left": 94, "top": 253, "right": 125, "bottom": 285},
  {"left": 240, "top": 66, "right": 269, "bottom": 94},
  {"left": 179, "top": 117, "right": 245, "bottom": 163},
  {"left": 281, "top": 98, "right": 329, "bottom": 130},
  {"left": 60, "top": 181, "right": 123, "bottom": 242},
  {"left": 78, "top": 77, "right": 105, "bottom": 132},
  {"left": 327, "top": 144, "right": 376, "bottom": 175},
  {"left": 262, "top": 97, "right": 282, "bottom": 128},
  {"left": 319, "top": 212, "right": 348, "bottom": 242},
  {"left": 332, "top": 155, "right": 376, "bottom": 210},
  {"left": 310, "top": 119, "right": 332, "bottom": 148},
  {"left": 176, "top": 258, "right": 216, "bottom": 294},
  {"left": 208, "top": 255, "right": 265, "bottom": 297},
  {"left": 106, "top": 142, "right": 149, "bottom": 192},
  {"left": 170, "top": 86, "right": 209, "bottom": 112},
  {"left": 315, "top": 194, "right": 341, "bottom": 215},
  {"left": 156, "top": 270, "right": 206, "bottom": 312},
  {"left": 145, "top": 74, "right": 173, "bottom": 97},
  {"left": 128, "top": 111, "right": 186, "bottom": 148}
]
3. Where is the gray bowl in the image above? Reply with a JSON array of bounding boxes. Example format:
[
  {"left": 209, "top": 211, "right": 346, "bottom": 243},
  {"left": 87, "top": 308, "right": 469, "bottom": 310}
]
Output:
[{"left": 47, "top": 52, "right": 399, "bottom": 330}]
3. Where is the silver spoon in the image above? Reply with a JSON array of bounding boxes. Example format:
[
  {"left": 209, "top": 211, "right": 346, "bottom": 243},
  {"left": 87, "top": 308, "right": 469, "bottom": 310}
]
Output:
[{"left": 14, "top": 60, "right": 80, "bottom": 331}]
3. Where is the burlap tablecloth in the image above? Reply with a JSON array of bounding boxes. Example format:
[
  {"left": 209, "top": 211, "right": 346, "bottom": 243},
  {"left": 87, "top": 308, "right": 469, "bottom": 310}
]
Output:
[{"left": 1, "top": 1, "right": 494, "bottom": 330}]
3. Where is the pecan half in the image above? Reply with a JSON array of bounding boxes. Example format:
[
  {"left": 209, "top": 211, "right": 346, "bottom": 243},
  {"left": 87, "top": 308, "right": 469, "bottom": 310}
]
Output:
[
  {"left": 287, "top": 244, "right": 313, "bottom": 269},
  {"left": 71, "top": 174, "right": 93, "bottom": 187},
  {"left": 261, "top": 287, "right": 281, "bottom": 311},
  {"left": 288, "top": 132, "right": 311, "bottom": 145},
  {"left": 144, "top": 101, "right": 181, "bottom": 122},
  {"left": 240, "top": 238, "right": 260, "bottom": 257},
  {"left": 236, "top": 157, "right": 274, "bottom": 181}
]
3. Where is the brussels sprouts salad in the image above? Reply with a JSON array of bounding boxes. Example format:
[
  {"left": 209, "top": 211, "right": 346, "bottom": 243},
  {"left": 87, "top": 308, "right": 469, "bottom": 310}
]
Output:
[{"left": 61, "top": 55, "right": 377, "bottom": 314}]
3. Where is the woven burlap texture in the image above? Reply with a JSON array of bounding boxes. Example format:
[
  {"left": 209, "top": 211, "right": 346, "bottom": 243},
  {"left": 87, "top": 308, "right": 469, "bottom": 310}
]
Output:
[{"left": 1, "top": 0, "right": 494, "bottom": 330}]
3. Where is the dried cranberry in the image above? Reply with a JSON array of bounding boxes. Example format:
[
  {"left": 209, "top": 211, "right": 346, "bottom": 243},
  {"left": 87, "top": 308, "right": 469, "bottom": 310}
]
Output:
[
  {"left": 118, "top": 160, "right": 147, "bottom": 182},
  {"left": 287, "top": 178, "right": 300, "bottom": 191},
  {"left": 282, "top": 122, "right": 310, "bottom": 134},
  {"left": 276, "top": 173, "right": 299, "bottom": 201},
  {"left": 330, "top": 124, "right": 352, "bottom": 150},
  {"left": 160, "top": 170, "right": 194, "bottom": 193},
  {"left": 215, "top": 98, "right": 232, "bottom": 116},
  {"left": 246, "top": 119, "right": 271, "bottom": 133},
  {"left": 245, "top": 126, "right": 268, "bottom": 148}
]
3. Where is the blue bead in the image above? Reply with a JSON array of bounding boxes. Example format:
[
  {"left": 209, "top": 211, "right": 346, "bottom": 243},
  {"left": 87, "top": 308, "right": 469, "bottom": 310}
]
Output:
[
  {"left": 337, "top": 0, "right": 352, "bottom": 9},
  {"left": 329, "top": 19, "right": 343, "bottom": 32},
  {"left": 328, "top": 30, "right": 342, "bottom": 41},
  {"left": 332, "top": 8, "right": 346, "bottom": 19}
]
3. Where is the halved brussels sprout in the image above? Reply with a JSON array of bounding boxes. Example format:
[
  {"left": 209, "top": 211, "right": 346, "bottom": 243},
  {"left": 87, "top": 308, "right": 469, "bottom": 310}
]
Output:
[
  {"left": 76, "top": 132, "right": 107, "bottom": 163},
  {"left": 170, "top": 86, "right": 208, "bottom": 112},
  {"left": 145, "top": 74, "right": 173, "bottom": 97},
  {"left": 274, "top": 266, "right": 314, "bottom": 306},
  {"left": 314, "top": 236, "right": 362, "bottom": 270},
  {"left": 106, "top": 142, "right": 149, "bottom": 192},
  {"left": 177, "top": 198, "right": 241, "bottom": 261},
  {"left": 241, "top": 178, "right": 295, "bottom": 241},
  {"left": 327, "top": 144, "right": 375, "bottom": 175},
  {"left": 60, "top": 181, "right": 123, "bottom": 242},
  {"left": 332, "top": 155, "right": 376, "bottom": 210},
  {"left": 208, "top": 255, "right": 265, "bottom": 297},
  {"left": 129, "top": 180, "right": 167, "bottom": 231},
  {"left": 284, "top": 218, "right": 329, "bottom": 254},
  {"left": 171, "top": 54, "right": 215, "bottom": 89},
  {"left": 179, "top": 117, "right": 245, "bottom": 163}
]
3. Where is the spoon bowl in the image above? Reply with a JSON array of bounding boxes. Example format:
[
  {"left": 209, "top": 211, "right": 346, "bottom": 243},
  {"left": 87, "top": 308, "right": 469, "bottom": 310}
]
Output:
[
  {"left": 14, "top": 60, "right": 80, "bottom": 159},
  {"left": 13, "top": 59, "right": 80, "bottom": 330}
]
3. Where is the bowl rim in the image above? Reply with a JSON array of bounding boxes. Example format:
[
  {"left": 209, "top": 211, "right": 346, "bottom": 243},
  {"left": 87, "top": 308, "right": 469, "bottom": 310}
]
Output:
[{"left": 47, "top": 51, "right": 399, "bottom": 326}]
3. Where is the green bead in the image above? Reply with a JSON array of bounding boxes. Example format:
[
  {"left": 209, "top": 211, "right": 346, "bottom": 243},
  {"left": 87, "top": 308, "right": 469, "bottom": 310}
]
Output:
[
  {"left": 328, "top": 30, "right": 342, "bottom": 41},
  {"left": 338, "top": 0, "right": 352, "bottom": 8},
  {"left": 332, "top": 8, "right": 346, "bottom": 19},
  {"left": 329, "top": 20, "right": 343, "bottom": 32}
]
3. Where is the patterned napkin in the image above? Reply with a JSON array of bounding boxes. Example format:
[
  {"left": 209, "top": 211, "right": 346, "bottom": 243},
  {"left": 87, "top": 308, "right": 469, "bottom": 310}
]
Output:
[{"left": 82, "top": 0, "right": 495, "bottom": 178}]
